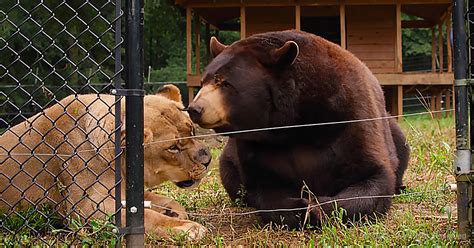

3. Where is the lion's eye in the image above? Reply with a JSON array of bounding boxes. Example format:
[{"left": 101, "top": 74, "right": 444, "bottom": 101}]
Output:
[{"left": 167, "top": 144, "right": 180, "bottom": 154}]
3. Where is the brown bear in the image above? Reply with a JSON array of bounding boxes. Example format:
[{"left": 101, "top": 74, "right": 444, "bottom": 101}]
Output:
[{"left": 188, "top": 30, "right": 409, "bottom": 228}]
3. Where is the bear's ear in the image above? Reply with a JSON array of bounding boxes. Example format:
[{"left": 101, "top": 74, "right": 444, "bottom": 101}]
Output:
[
  {"left": 210, "top": 36, "right": 228, "bottom": 58},
  {"left": 270, "top": 41, "right": 299, "bottom": 66},
  {"left": 157, "top": 84, "right": 182, "bottom": 103}
]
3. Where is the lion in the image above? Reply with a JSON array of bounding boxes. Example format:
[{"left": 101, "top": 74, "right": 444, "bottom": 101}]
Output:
[{"left": 0, "top": 84, "right": 210, "bottom": 240}]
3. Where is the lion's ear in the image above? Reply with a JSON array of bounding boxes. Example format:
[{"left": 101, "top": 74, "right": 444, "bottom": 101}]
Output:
[
  {"left": 157, "top": 84, "right": 182, "bottom": 103},
  {"left": 144, "top": 127, "right": 153, "bottom": 144}
]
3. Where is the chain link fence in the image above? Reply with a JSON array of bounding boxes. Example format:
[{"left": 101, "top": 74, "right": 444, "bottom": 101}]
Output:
[{"left": 0, "top": 0, "right": 125, "bottom": 245}]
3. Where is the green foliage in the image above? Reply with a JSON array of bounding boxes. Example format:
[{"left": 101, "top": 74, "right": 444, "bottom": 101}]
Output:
[{"left": 401, "top": 14, "right": 437, "bottom": 57}]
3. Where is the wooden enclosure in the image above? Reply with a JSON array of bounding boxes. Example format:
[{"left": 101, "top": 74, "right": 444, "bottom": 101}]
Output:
[{"left": 176, "top": 0, "right": 453, "bottom": 118}]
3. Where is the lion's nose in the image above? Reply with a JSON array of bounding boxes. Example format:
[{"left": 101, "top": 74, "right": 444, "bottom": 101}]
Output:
[
  {"left": 198, "top": 147, "right": 211, "bottom": 167},
  {"left": 187, "top": 103, "right": 203, "bottom": 123}
]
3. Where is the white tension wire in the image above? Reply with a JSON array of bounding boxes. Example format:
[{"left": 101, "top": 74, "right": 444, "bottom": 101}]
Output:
[{"left": 0, "top": 109, "right": 452, "bottom": 158}]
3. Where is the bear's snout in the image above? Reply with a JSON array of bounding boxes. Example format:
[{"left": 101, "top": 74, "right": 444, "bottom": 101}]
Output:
[{"left": 187, "top": 103, "right": 203, "bottom": 123}]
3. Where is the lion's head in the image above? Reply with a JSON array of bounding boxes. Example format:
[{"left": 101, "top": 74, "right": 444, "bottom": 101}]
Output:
[{"left": 139, "top": 85, "right": 211, "bottom": 189}]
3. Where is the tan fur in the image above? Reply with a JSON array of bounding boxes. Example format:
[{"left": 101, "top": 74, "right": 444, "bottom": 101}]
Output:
[
  {"left": 0, "top": 86, "right": 208, "bottom": 240},
  {"left": 191, "top": 84, "right": 229, "bottom": 129}
]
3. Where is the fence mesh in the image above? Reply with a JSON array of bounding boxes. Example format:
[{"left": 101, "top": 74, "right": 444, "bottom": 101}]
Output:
[{"left": 0, "top": 0, "right": 123, "bottom": 246}]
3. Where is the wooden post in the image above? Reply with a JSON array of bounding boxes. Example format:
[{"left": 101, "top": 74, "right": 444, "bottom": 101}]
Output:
[
  {"left": 438, "top": 23, "right": 443, "bottom": 73},
  {"left": 340, "top": 4, "right": 346, "bottom": 49},
  {"left": 295, "top": 5, "right": 301, "bottom": 31},
  {"left": 446, "top": 11, "right": 452, "bottom": 73},
  {"left": 435, "top": 90, "right": 442, "bottom": 118},
  {"left": 395, "top": 4, "right": 402, "bottom": 72},
  {"left": 186, "top": 8, "right": 192, "bottom": 76},
  {"left": 430, "top": 91, "right": 436, "bottom": 114},
  {"left": 186, "top": 7, "right": 193, "bottom": 103},
  {"left": 445, "top": 89, "right": 451, "bottom": 117},
  {"left": 397, "top": 85, "right": 403, "bottom": 120},
  {"left": 194, "top": 16, "right": 201, "bottom": 75},
  {"left": 205, "top": 22, "right": 211, "bottom": 64},
  {"left": 240, "top": 6, "right": 246, "bottom": 39},
  {"left": 431, "top": 27, "right": 436, "bottom": 72}
]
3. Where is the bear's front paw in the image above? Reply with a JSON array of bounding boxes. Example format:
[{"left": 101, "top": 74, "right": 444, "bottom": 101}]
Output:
[{"left": 306, "top": 196, "right": 332, "bottom": 226}]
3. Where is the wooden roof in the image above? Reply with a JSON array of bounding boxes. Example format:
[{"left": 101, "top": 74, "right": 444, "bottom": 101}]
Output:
[
  {"left": 176, "top": 0, "right": 451, "bottom": 6},
  {"left": 177, "top": 1, "right": 451, "bottom": 29}
]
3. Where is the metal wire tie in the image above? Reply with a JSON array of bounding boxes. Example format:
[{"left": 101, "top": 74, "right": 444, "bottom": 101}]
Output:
[
  {"left": 110, "top": 89, "right": 145, "bottom": 97},
  {"left": 454, "top": 79, "right": 474, "bottom": 86}
]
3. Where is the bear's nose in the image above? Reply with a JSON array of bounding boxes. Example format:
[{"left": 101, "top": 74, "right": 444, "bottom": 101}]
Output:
[{"left": 187, "top": 103, "right": 203, "bottom": 123}]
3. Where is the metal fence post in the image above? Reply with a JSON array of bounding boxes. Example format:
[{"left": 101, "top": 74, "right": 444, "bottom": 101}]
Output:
[
  {"left": 453, "top": 0, "right": 472, "bottom": 241},
  {"left": 125, "top": 0, "right": 145, "bottom": 246}
]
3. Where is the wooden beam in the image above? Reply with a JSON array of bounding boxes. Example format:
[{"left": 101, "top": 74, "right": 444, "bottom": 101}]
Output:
[
  {"left": 374, "top": 72, "right": 454, "bottom": 85},
  {"left": 402, "top": 20, "right": 433, "bottom": 29},
  {"left": 431, "top": 27, "right": 436, "bottom": 72},
  {"left": 438, "top": 23, "right": 443, "bottom": 73},
  {"left": 182, "top": 0, "right": 452, "bottom": 8},
  {"left": 186, "top": 7, "right": 192, "bottom": 75},
  {"left": 295, "top": 5, "right": 301, "bottom": 31},
  {"left": 395, "top": 3, "right": 402, "bottom": 72},
  {"left": 446, "top": 11, "right": 452, "bottom": 73},
  {"left": 340, "top": 4, "right": 346, "bottom": 49},
  {"left": 240, "top": 6, "right": 246, "bottom": 39},
  {"left": 194, "top": 16, "right": 201, "bottom": 74}
]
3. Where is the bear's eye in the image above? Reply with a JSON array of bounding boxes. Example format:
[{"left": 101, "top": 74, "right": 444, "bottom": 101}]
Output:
[{"left": 167, "top": 144, "right": 180, "bottom": 154}]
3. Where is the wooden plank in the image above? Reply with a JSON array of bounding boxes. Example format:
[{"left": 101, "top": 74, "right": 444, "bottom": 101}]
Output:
[
  {"left": 187, "top": 74, "right": 202, "bottom": 87},
  {"left": 397, "top": 85, "right": 403, "bottom": 120},
  {"left": 181, "top": 0, "right": 451, "bottom": 7},
  {"left": 295, "top": 5, "right": 301, "bottom": 30},
  {"left": 438, "top": 23, "right": 443, "bottom": 73},
  {"left": 240, "top": 6, "right": 246, "bottom": 39},
  {"left": 374, "top": 72, "right": 454, "bottom": 85},
  {"left": 205, "top": 22, "right": 210, "bottom": 64},
  {"left": 347, "top": 34, "right": 395, "bottom": 45},
  {"left": 446, "top": 11, "right": 452, "bottom": 72},
  {"left": 186, "top": 7, "right": 192, "bottom": 75},
  {"left": 340, "top": 4, "right": 346, "bottom": 49},
  {"left": 396, "top": 3, "right": 402, "bottom": 72},
  {"left": 402, "top": 20, "right": 433, "bottom": 28},
  {"left": 363, "top": 60, "right": 395, "bottom": 69},
  {"left": 431, "top": 27, "right": 436, "bottom": 72},
  {"left": 430, "top": 91, "right": 436, "bottom": 113},
  {"left": 435, "top": 90, "right": 442, "bottom": 118},
  {"left": 246, "top": 7, "right": 295, "bottom": 36},
  {"left": 353, "top": 52, "right": 394, "bottom": 60},
  {"left": 188, "top": 87, "right": 195, "bottom": 104},
  {"left": 348, "top": 44, "right": 395, "bottom": 53},
  {"left": 195, "top": 16, "right": 201, "bottom": 74},
  {"left": 445, "top": 89, "right": 451, "bottom": 117},
  {"left": 391, "top": 86, "right": 398, "bottom": 116}
]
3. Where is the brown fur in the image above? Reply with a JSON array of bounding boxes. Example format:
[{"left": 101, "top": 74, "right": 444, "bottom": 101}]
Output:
[
  {"left": 0, "top": 84, "right": 210, "bottom": 240},
  {"left": 189, "top": 30, "right": 409, "bottom": 228}
]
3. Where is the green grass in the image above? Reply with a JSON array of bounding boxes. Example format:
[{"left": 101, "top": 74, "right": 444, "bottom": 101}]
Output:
[{"left": 0, "top": 115, "right": 469, "bottom": 246}]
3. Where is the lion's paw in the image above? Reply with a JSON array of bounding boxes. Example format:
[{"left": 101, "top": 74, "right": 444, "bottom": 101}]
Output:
[{"left": 174, "top": 221, "right": 207, "bottom": 241}]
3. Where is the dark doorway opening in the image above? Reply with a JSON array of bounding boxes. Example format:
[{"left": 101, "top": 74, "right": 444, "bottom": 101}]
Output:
[{"left": 301, "top": 16, "right": 341, "bottom": 45}]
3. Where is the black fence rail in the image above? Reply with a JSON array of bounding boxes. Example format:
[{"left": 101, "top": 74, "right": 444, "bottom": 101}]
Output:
[
  {"left": 454, "top": 0, "right": 474, "bottom": 243},
  {"left": 0, "top": 0, "right": 127, "bottom": 246}
]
